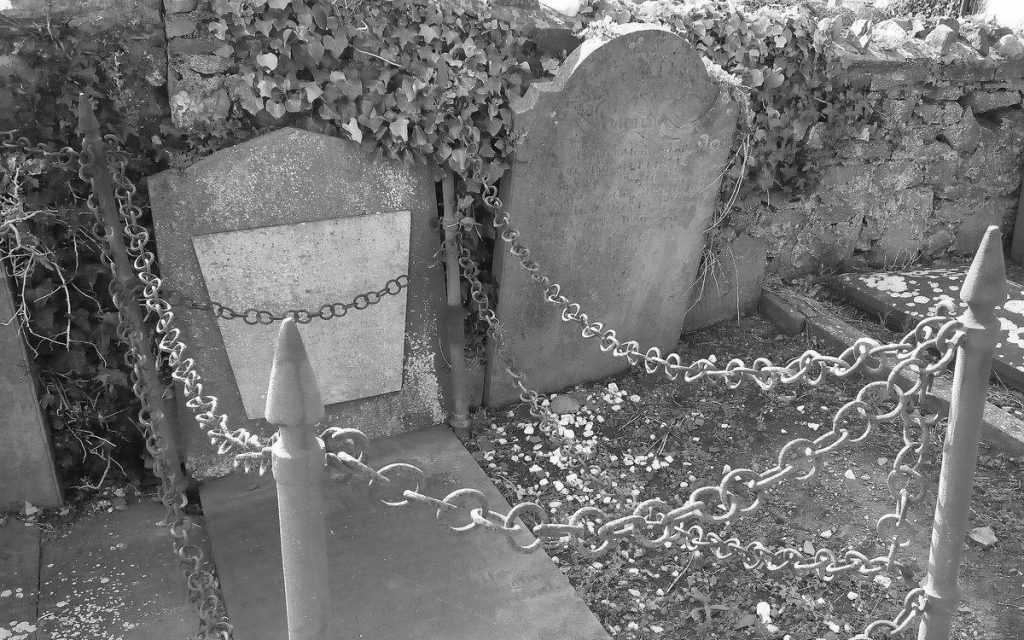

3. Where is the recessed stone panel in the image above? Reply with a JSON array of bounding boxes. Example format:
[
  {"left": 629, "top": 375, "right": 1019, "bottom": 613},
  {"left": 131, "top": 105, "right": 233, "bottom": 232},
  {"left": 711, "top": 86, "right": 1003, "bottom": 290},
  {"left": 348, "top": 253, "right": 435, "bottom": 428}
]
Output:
[{"left": 192, "top": 213, "right": 410, "bottom": 419}]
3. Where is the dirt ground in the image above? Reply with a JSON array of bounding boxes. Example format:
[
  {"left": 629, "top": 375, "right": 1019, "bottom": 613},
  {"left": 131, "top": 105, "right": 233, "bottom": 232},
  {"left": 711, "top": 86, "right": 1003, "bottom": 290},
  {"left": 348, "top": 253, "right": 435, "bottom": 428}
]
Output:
[{"left": 462, "top": 315, "right": 1024, "bottom": 640}]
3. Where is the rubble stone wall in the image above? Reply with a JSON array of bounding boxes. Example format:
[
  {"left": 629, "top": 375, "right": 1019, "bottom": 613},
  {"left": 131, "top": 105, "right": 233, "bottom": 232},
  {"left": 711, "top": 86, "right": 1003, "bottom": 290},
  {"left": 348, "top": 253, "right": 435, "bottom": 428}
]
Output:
[{"left": 733, "top": 18, "right": 1024, "bottom": 278}]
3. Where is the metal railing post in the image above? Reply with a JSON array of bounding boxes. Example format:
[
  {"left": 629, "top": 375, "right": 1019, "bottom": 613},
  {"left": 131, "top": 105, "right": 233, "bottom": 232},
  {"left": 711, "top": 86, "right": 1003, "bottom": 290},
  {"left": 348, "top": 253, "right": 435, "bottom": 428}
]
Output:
[
  {"left": 267, "top": 317, "right": 330, "bottom": 640},
  {"left": 442, "top": 171, "right": 471, "bottom": 430},
  {"left": 918, "top": 226, "right": 1006, "bottom": 640},
  {"left": 76, "top": 96, "right": 185, "bottom": 490}
]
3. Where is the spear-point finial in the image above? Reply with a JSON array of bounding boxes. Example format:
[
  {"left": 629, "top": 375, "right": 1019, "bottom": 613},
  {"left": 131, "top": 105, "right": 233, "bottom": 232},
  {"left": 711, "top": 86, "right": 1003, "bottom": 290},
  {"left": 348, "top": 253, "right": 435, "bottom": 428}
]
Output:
[
  {"left": 77, "top": 93, "right": 100, "bottom": 139},
  {"left": 265, "top": 318, "right": 325, "bottom": 428},
  {"left": 961, "top": 225, "right": 1007, "bottom": 311}
]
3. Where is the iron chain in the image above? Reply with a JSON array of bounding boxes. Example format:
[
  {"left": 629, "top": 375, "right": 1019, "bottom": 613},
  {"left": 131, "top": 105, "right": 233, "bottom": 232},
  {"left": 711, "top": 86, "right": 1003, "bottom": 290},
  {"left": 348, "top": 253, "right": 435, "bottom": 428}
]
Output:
[
  {"left": 86, "top": 148, "right": 234, "bottom": 639},
  {"left": 161, "top": 276, "right": 409, "bottom": 325}
]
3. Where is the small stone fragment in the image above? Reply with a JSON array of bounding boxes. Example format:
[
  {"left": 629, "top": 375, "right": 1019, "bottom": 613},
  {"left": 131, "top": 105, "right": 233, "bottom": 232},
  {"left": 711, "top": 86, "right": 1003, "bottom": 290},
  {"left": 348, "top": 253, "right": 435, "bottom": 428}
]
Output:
[
  {"left": 968, "top": 526, "right": 998, "bottom": 548},
  {"left": 872, "top": 20, "right": 910, "bottom": 50},
  {"left": 549, "top": 394, "right": 581, "bottom": 415},
  {"left": 802, "top": 540, "right": 815, "bottom": 555},
  {"left": 844, "top": 469, "right": 857, "bottom": 480},
  {"left": 995, "top": 34, "right": 1024, "bottom": 60},
  {"left": 924, "top": 24, "right": 957, "bottom": 55}
]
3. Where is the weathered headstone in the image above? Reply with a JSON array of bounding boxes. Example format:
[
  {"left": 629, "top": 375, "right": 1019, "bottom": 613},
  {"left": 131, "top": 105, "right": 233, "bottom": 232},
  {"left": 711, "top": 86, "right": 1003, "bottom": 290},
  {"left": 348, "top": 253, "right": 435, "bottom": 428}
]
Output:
[
  {"left": 485, "top": 26, "right": 738, "bottom": 406},
  {"left": 0, "top": 273, "right": 62, "bottom": 511},
  {"left": 149, "top": 128, "right": 449, "bottom": 479}
]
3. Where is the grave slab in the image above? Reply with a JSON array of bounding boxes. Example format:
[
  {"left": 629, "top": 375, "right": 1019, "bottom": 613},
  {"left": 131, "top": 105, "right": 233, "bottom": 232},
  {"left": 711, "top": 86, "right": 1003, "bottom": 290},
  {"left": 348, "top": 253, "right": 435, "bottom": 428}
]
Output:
[
  {"left": 199, "top": 426, "right": 611, "bottom": 640},
  {"left": 36, "top": 501, "right": 195, "bottom": 639},
  {"left": 0, "top": 521, "right": 40, "bottom": 640},
  {"left": 149, "top": 128, "right": 449, "bottom": 479},
  {"left": 0, "top": 272, "right": 62, "bottom": 511},
  {"left": 836, "top": 266, "right": 1024, "bottom": 391},
  {"left": 484, "top": 26, "right": 738, "bottom": 406}
]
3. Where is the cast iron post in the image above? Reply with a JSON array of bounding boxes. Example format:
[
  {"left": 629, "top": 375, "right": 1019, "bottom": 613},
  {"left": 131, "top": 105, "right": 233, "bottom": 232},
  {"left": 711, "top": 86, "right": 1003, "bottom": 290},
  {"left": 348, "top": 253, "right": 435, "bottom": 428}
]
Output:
[
  {"left": 442, "top": 172, "right": 471, "bottom": 430},
  {"left": 267, "top": 318, "right": 330, "bottom": 640},
  {"left": 918, "top": 226, "right": 1006, "bottom": 640},
  {"left": 77, "top": 96, "right": 184, "bottom": 489}
]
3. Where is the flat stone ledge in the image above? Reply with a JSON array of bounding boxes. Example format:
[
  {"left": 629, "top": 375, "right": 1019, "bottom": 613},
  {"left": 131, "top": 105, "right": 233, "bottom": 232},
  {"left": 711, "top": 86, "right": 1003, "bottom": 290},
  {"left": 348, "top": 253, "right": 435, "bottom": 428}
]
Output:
[{"left": 759, "top": 288, "right": 1024, "bottom": 458}]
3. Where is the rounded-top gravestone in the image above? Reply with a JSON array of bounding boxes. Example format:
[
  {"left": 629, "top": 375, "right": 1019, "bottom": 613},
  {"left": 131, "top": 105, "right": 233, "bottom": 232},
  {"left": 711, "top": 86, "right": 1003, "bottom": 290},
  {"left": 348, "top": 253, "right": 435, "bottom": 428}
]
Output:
[{"left": 485, "top": 26, "right": 739, "bottom": 406}]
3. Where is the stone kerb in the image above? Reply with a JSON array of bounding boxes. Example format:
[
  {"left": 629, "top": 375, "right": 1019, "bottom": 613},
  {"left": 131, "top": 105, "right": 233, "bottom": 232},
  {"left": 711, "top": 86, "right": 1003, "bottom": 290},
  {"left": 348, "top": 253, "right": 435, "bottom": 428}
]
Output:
[
  {"left": 484, "top": 25, "right": 739, "bottom": 407},
  {"left": 148, "top": 128, "right": 449, "bottom": 480}
]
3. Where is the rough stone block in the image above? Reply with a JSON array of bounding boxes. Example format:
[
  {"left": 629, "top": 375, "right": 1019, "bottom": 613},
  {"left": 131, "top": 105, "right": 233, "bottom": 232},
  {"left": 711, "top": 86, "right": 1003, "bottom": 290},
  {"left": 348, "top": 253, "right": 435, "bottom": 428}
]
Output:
[
  {"left": 872, "top": 187, "right": 934, "bottom": 262},
  {"left": 164, "top": 0, "right": 197, "bottom": 12},
  {"left": 169, "top": 72, "right": 229, "bottom": 129},
  {"left": 177, "top": 52, "right": 232, "bottom": 75},
  {"left": 872, "top": 20, "right": 911, "bottom": 50},
  {"left": 995, "top": 33, "right": 1024, "bottom": 60},
  {"left": 967, "top": 89, "right": 1023, "bottom": 113},
  {"left": 167, "top": 37, "right": 225, "bottom": 55},
  {"left": 165, "top": 16, "right": 197, "bottom": 38},
  {"left": 924, "top": 24, "right": 957, "bottom": 55},
  {"left": 954, "top": 196, "right": 1017, "bottom": 253},
  {"left": 148, "top": 129, "right": 449, "bottom": 480},
  {"left": 484, "top": 26, "right": 737, "bottom": 406}
]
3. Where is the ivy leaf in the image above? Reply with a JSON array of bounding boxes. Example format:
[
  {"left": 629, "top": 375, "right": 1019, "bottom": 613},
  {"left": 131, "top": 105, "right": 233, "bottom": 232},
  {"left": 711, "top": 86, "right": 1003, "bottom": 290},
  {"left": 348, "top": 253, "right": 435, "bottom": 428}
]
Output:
[
  {"left": 306, "top": 4, "right": 326, "bottom": 27},
  {"left": 419, "top": 24, "right": 441, "bottom": 42},
  {"left": 302, "top": 82, "right": 323, "bottom": 102},
  {"left": 268, "top": 0, "right": 289, "bottom": 8},
  {"left": 390, "top": 117, "right": 409, "bottom": 141},
  {"left": 342, "top": 117, "right": 363, "bottom": 143},
  {"left": 256, "top": 52, "right": 279, "bottom": 71},
  {"left": 323, "top": 34, "right": 348, "bottom": 56},
  {"left": 763, "top": 70, "right": 785, "bottom": 90},
  {"left": 747, "top": 68, "right": 764, "bottom": 88},
  {"left": 266, "top": 100, "right": 286, "bottom": 119}
]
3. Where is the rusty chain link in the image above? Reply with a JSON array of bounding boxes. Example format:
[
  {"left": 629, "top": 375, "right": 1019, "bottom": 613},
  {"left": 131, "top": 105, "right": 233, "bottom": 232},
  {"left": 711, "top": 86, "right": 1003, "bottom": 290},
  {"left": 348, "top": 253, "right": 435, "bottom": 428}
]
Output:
[
  {"left": 82, "top": 147, "right": 234, "bottom": 639},
  {"left": 2, "top": 130, "right": 82, "bottom": 171}
]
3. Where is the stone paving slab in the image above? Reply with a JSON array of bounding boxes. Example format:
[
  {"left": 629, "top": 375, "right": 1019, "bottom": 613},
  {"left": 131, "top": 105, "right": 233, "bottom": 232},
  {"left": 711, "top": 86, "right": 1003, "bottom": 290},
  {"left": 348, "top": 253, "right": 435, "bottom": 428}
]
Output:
[
  {"left": 0, "top": 521, "right": 40, "bottom": 640},
  {"left": 836, "top": 267, "right": 1024, "bottom": 391},
  {"left": 36, "top": 502, "right": 195, "bottom": 640},
  {"left": 200, "top": 425, "right": 610, "bottom": 640}
]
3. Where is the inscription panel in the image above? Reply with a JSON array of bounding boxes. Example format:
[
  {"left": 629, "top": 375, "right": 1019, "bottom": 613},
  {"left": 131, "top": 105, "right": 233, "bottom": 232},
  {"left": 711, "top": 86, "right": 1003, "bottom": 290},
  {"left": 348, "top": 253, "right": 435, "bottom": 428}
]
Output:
[{"left": 192, "top": 213, "right": 410, "bottom": 419}]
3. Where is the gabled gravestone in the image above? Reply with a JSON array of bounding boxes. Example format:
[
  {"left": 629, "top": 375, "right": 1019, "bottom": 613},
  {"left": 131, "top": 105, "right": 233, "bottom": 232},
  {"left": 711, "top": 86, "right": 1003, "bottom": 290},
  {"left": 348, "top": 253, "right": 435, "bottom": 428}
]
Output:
[
  {"left": 149, "top": 129, "right": 449, "bottom": 479},
  {"left": 485, "top": 26, "right": 739, "bottom": 406}
]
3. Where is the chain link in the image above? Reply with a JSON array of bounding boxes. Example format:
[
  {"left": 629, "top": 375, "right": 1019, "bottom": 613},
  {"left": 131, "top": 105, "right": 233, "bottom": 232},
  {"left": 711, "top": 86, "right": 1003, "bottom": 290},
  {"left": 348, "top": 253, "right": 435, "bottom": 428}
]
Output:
[
  {"left": 1, "top": 130, "right": 81, "bottom": 171},
  {"left": 84, "top": 148, "right": 233, "bottom": 639},
  {"left": 161, "top": 277, "right": 409, "bottom": 325},
  {"left": 411, "top": 180, "right": 957, "bottom": 637}
]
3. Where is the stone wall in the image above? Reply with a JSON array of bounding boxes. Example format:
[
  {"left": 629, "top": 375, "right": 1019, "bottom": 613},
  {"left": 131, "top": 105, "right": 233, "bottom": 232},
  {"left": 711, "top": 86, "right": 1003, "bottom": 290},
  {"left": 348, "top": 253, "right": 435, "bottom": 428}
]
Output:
[{"left": 734, "top": 18, "right": 1024, "bottom": 278}]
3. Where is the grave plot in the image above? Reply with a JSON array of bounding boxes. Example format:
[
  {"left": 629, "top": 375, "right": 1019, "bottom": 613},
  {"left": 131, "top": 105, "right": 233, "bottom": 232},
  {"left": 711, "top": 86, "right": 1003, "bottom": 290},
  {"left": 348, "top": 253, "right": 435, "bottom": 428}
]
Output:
[{"left": 835, "top": 267, "right": 1024, "bottom": 391}]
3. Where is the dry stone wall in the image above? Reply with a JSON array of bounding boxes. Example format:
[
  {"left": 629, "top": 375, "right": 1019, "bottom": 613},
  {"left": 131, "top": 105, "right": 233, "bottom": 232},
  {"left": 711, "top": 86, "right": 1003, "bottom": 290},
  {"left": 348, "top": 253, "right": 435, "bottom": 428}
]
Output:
[{"left": 734, "top": 17, "right": 1024, "bottom": 278}]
